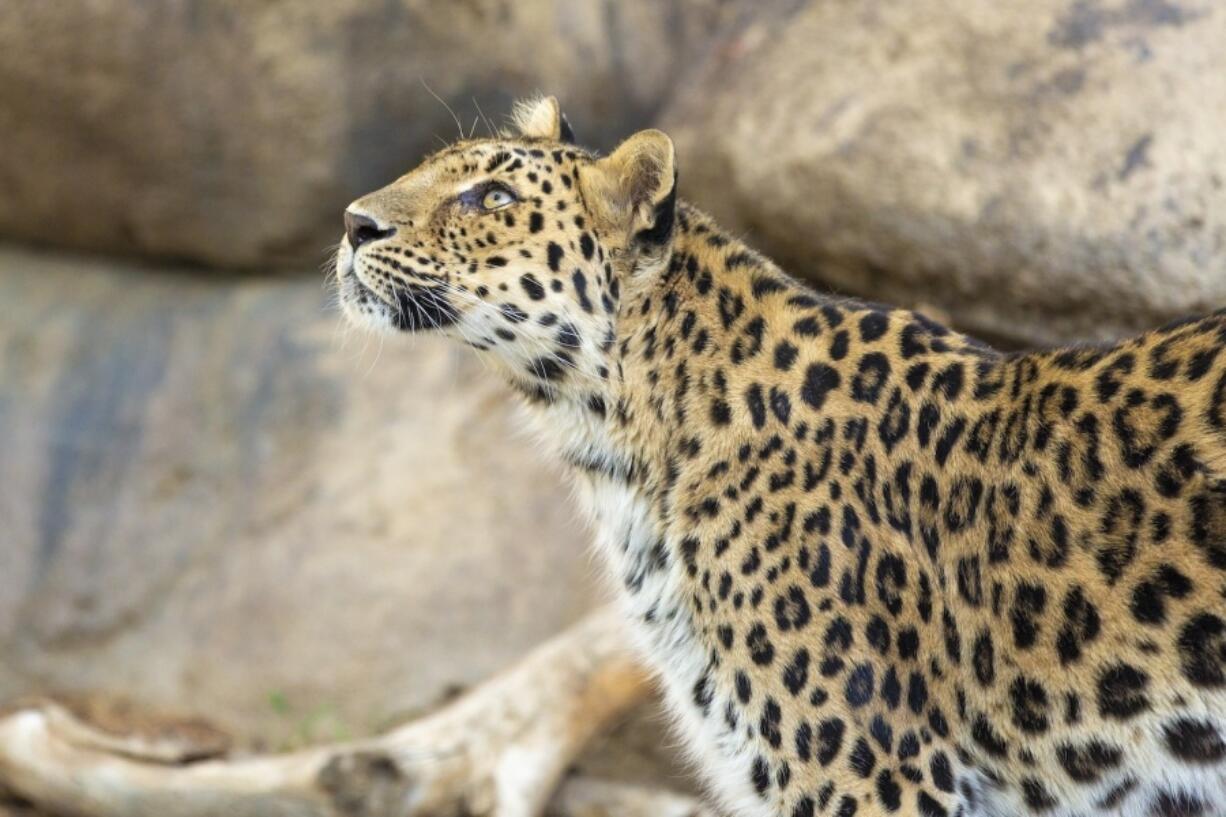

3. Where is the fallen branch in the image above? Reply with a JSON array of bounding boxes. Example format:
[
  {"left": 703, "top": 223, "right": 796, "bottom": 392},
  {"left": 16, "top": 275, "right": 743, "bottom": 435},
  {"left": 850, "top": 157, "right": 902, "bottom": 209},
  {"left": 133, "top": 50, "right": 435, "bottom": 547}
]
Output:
[{"left": 0, "top": 608, "right": 700, "bottom": 817}]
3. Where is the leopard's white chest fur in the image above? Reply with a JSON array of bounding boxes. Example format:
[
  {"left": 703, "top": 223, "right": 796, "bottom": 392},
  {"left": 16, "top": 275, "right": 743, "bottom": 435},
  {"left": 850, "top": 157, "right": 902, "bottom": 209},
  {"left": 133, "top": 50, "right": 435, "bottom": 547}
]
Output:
[
  {"left": 523, "top": 401, "right": 771, "bottom": 817},
  {"left": 579, "top": 473, "right": 772, "bottom": 817}
]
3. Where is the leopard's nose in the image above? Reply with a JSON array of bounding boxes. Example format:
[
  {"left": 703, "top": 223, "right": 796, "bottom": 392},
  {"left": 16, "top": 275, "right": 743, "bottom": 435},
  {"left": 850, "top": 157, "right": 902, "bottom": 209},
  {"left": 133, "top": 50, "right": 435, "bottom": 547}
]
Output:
[{"left": 344, "top": 210, "right": 396, "bottom": 251}]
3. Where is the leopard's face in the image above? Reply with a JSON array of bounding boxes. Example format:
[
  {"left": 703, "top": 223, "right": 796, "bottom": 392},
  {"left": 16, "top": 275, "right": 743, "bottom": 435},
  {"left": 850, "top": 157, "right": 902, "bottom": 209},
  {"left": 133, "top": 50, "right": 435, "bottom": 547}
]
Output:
[
  {"left": 337, "top": 132, "right": 597, "bottom": 334},
  {"left": 336, "top": 97, "right": 677, "bottom": 397}
]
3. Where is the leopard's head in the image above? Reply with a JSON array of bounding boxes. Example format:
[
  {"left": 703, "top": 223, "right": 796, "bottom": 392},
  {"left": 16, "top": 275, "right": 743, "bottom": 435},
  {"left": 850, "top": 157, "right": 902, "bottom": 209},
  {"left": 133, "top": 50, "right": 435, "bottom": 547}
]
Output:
[{"left": 336, "top": 97, "right": 676, "bottom": 395}]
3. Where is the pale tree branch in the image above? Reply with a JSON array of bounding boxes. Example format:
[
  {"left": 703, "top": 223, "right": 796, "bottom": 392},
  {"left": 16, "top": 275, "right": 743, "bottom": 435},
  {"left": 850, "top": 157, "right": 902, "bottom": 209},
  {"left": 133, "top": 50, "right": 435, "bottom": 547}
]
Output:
[{"left": 0, "top": 608, "right": 707, "bottom": 817}]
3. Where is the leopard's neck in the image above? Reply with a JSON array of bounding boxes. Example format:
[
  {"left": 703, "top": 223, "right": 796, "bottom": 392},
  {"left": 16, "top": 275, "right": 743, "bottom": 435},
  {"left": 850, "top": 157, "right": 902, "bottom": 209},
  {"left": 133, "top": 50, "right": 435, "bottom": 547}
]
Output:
[{"left": 521, "top": 199, "right": 1005, "bottom": 602}]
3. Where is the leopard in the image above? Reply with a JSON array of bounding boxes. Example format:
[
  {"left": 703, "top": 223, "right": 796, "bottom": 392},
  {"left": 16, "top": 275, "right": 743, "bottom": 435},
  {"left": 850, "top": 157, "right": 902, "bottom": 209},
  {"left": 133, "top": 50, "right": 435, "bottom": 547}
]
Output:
[{"left": 335, "top": 96, "right": 1226, "bottom": 817}]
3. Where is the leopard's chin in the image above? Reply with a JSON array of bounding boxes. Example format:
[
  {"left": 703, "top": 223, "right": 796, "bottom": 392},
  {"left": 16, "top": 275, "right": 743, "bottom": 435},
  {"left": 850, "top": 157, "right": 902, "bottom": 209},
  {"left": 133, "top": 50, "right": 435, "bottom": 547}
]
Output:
[
  {"left": 337, "top": 255, "right": 460, "bottom": 335},
  {"left": 336, "top": 258, "right": 394, "bottom": 333},
  {"left": 385, "top": 283, "right": 461, "bottom": 332}
]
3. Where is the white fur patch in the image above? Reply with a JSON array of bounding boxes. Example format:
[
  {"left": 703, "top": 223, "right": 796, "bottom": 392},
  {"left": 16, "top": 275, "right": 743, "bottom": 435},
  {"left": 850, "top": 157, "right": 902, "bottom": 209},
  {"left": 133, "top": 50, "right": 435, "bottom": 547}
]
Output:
[
  {"left": 522, "top": 401, "right": 773, "bottom": 817},
  {"left": 509, "top": 96, "right": 559, "bottom": 140}
]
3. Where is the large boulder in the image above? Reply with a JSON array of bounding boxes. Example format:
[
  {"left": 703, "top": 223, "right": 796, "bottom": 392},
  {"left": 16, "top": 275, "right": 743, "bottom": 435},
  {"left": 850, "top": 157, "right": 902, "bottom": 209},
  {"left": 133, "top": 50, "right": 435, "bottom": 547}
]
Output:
[
  {"left": 0, "top": 245, "right": 620, "bottom": 751},
  {"left": 665, "top": 0, "right": 1226, "bottom": 345},
  {"left": 0, "top": 0, "right": 746, "bottom": 269}
]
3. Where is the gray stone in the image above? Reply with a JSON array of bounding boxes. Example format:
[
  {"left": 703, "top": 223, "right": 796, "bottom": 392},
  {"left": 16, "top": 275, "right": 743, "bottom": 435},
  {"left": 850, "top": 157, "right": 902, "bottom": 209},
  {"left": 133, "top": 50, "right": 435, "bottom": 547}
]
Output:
[
  {"left": 665, "top": 0, "right": 1226, "bottom": 344},
  {"left": 0, "top": 1, "right": 739, "bottom": 269},
  {"left": 0, "top": 246, "right": 613, "bottom": 751}
]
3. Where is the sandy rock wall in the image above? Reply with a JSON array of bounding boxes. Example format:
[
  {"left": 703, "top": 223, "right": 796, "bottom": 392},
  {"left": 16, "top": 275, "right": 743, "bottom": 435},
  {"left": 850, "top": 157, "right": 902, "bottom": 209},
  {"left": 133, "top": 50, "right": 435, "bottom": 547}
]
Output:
[
  {"left": 1, "top": 1, "right": 1221, "bottom": 342},
  {"left": 0, "top": 248, "right": 600, "bottom": 746},
  {"left": 665, "top": 0, "right": 1226, "bottom": 344},
  {"left": 0, "top": 0, "right": 744, "bottom": 268}
]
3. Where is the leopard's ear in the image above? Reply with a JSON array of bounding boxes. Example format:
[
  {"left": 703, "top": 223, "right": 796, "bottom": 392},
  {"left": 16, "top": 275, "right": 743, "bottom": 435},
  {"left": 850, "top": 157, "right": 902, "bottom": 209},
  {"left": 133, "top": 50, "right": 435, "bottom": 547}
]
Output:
[
  {"left": 558, "top": 112, "right": 577, "bottom": 145},
  {"left": 579, "top": 129, "right": 677, "bottom": 250},
  {"left": 510, "top": 95, "right": 574, "bottom": 143}
]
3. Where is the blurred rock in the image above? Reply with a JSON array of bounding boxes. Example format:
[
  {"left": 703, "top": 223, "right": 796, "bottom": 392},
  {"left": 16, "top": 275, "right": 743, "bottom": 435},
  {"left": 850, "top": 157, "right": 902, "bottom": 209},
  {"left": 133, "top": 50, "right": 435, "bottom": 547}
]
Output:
[
  {"left": 0, "top": 246, "right": 627, "bottom": 754},
  {"left": 665, "top": 0, "right": 1226, "bottom": 345},
  {"left": 3, "top": 0, "right": 1222, "bottom": 343},
  {"left": 0, "top": 0, "right": 749, "bottom": 269},
  {"left": 0, "top": 800, "right": 41, "bottom": 817}
]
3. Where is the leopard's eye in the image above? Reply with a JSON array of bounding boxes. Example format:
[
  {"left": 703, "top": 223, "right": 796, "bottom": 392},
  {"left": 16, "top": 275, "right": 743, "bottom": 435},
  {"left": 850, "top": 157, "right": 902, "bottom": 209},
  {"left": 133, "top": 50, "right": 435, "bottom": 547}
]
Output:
[{"left": 482, "top": 187, "right": 516, "bottom": 210}]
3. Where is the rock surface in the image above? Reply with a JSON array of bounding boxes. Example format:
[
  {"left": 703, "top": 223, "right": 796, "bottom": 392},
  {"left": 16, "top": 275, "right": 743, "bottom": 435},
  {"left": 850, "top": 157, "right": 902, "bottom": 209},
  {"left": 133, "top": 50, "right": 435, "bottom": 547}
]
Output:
[
  {"left": 6, "top": 0, "right": 1221, "bottom": 344},
  {"left": 665, "top": 0, "right": 1226, "bottom": 344},
  {"left": 0, "top": 0, "right": 746, "bottom": 269},
  {"left": 0, "top": 246, "right": 682, "bottom": 773}
]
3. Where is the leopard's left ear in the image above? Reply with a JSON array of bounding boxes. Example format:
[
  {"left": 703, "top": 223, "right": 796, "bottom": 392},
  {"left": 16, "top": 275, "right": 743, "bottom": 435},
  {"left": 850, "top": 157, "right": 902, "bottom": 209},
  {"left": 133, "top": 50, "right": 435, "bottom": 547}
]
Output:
[
  {"left": 579, "top": 129, "right": 677, "bottom": 250},
  {"left": 510, "top": 95, "right": 576, "bottom": 144}
]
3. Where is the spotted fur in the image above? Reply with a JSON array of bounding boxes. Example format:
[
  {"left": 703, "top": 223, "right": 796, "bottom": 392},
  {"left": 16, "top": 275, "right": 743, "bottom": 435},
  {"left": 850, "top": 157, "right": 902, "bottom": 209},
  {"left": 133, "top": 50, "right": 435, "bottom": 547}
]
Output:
[{"left": 337, "top": 97, "right": 1226, "bottom": 817}]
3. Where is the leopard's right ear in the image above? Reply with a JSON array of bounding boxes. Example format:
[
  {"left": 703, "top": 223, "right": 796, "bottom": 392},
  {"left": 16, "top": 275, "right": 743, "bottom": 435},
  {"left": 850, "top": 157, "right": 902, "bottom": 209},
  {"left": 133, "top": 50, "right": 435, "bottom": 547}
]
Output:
[
  {"left": 579, "top": 129, "right": 677, "bottom": 252},
  {"left": 510, "top": 96, "right": 576, "bottom": 144},
  {"left": 558, "top": 112, "right": 577, "bottom": 145}
]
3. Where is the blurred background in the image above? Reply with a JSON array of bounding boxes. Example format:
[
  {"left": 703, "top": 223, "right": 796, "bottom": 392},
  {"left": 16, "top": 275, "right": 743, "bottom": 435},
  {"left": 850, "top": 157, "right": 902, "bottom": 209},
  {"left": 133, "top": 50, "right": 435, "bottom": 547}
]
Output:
[{"left": 0, "top": 0, "right": 1223, "bottom": 811}]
